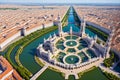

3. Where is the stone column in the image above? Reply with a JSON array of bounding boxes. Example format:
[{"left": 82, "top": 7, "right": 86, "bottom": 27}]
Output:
[{"left": 80, "top": 17, "right": 86, "bottom": 37}]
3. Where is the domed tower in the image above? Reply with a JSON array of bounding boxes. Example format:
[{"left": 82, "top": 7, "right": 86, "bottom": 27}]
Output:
[
  {"left": 57, "top": 14, "right": 63, "bottom": 37},
  {"left": 104, "top": 26, "right": 115, "bottom": 58},
  {"left": 80, "top": 17, "right": 86, "bottom": 38},
  {"left": 21, "top": 27, "right": 26, "bottom": 36}
]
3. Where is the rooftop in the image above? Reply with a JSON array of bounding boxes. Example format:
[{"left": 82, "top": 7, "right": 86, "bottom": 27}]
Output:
[
  {"left": 0, "top": 5, "right": 69, "bottom": 44},
  {"left": 74, "top": 6, "right": 120, "bottom": 52},
  {"left": 0, "top": 56, "right": 22, "bottom": 80}
]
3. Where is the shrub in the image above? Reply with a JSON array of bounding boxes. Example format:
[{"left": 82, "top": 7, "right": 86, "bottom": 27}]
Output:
[
  {"left": 103, "top": 71, "right": 120, "bottom": 80},
  {"left": 103, "top": 52, "right": 114, "bottom": 67}
]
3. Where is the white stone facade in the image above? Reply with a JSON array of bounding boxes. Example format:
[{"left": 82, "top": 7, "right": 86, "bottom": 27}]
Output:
[{"left": 37, "top": 18, "right": 112, "bottom": 69}]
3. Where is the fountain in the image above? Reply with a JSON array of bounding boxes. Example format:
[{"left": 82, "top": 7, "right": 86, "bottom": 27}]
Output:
[
  {"left": 71, "top": 57, "right": 74, "bottom": 61},
  {"left": 70, "top": 42, "right": 73, "bottom": 45},
  {"left": 64, "top": 55, "right": 80, "bottom": 64},
  {"left": 66, "top": 40, "right": 77, "bottom": 47}
]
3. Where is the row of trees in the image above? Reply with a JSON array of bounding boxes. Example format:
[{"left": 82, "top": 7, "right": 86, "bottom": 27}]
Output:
[
  {"left": 5, "top": 26, "right": 58, "bottom": 80},
  {"left": 61, "top": 8, "right": 70, "bottom": 26},
  {"left": 72, "top": 7, "right": 81, "bottom": 26},
  {"left": 103, "top": 53, "right": 114, "bottom": 67},
  {"left": 103, "top": 51, "right": 120, "bottom": 79},
  {"left": 5, "top": 41, "right": 31, "bottom": 79},
  {"left": 103, "top": 71, "right": 120, "bottom": 80},
  {"left": 4, "top": 8, "right": 69, "bottom": 79},
  {"left": 86, "top": 25, "right": 108, "bottom": 41},
  {"left": 103, "top": 51, "right": 120, "bottom": 68}
]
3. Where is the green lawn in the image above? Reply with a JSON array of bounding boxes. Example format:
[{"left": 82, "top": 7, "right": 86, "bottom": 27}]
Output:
[
  {"left": 36, "top": 68, "right": 64, "bottom": 80},
  {"left": 36, "top": 67, "right": 108, "bottom": 80},
  {"left": 69, "top": 75, "right": 76, "bottom": 80},
  {"left": 79, "top": 67, "right": 108, "bottom": 80}
]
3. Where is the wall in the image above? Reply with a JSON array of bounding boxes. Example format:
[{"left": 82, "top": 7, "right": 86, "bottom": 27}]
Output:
[
  {"left": 0, "top": 22, "right": 53, "bottom": 51},
  {"left": 0, "top": 32, "right": 20, "bottom": 51},
  {"left": 0, "top": 8, "right": 69, "bottom": 51},
  {"left": 86, "top": 21, "right": 111, "bottom": 34},
  {"left": 73, "top": 7, "right": 111, "bottom": 34}
]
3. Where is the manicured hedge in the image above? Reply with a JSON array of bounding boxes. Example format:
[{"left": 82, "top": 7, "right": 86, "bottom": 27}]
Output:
[
  {"left": 62, "top": 7, "right": 69, "bottom": 26},
  {"left": 72, "top": 7, "right": 81, "bottom": 26},
  {"left": 16, "top": 26, "right": 58, "bottom": 78},
  {"left": 103, "top": 51, "right": 114, "bottom": 67},
  {"left": 103, "top": 71, "right": 120, "bottom": 80},
  {"left": 5, "top": 26, "right": 58, "bottom": 80},
  {"left": 34, "top": 54, "right": 44, "bottom": 67},
  {"left": 4, "top": 8, "right": 71, "bottom": 80}
]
